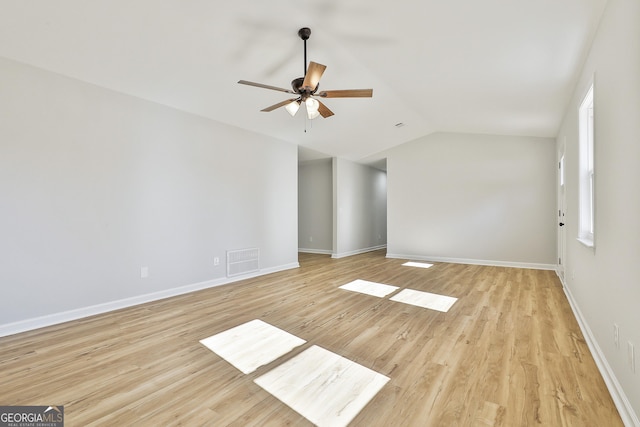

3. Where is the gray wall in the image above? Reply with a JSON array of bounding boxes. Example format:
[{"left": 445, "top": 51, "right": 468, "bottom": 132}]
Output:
[
  {"left": 385, "top": 132, "right": 557, "bottom": 268},
  {"left": 0, "top": 57, "right": 299, "bottom": 330},
  {"left": 332, "top": 158, "right": 387, "bottom": 258},
  {"left": 556, "top": 0, "right": 640, "bottom": 421},
  {"left": 298, "top": 159, "right": 333, "bottom": 253}
]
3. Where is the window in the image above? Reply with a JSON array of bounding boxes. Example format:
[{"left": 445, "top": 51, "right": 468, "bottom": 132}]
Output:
[
  {"left": 559, "top": 154, "right": 565, "bottom": 188},
  {"left": 578, "top": 84, "right": 594, "bottom": 247}
]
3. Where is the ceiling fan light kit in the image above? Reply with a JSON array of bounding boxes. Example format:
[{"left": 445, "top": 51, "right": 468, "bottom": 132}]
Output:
[
  {"left": 238, "top": 27, "right": 373, "bottom": 120},
  {"left": 305, "top": 98, "right": 320, "bottom": 119},
  {"left": 285, "top": 100, "right": 301, "bottom": 117}
]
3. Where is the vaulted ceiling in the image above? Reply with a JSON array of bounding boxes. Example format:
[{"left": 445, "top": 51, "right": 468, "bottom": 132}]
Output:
[{"left": 0, "top": 1, "right": 607, "bottom": 164}]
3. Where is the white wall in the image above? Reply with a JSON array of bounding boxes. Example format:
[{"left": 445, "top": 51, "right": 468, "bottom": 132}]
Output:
[
  {"left": 332, "top": 158, "right": 387, "bottom": 258},
  {"left": 298, "top": 159, "right": 333, "bottom": 253},
  {"left": 386, "top": 132, "right": 557, "bottom": 268},
  {"left": 556, "top": 0, "right": 640, "bottom": 422},
  {"left": 0, "top": 57, "right": 299, "bottom": 331}
]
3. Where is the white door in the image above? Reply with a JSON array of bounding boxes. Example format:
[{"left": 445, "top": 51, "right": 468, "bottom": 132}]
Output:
[{"left": 557, "top": 149, "right": 566, "bottom": 281}]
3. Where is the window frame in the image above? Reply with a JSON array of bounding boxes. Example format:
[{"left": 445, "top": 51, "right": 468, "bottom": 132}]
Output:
[{"left": 577, "top": 82, "right": 595, "bottom": 248}]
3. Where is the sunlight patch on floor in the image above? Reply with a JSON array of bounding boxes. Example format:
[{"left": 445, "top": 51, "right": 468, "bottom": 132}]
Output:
[
  {"left": 339, "top": 279, "right": 399, "bottom": 298},
  {"left": 199, "top": 319, "right": 306, "bottom": 374},
  {"left": 390, "top": 289, "right": 457, "bottom": 312},
  {"left": 254, "top": 345, "right": 389, "bottom": 427},
  {"left": 402, "top": 261, "right": 434, "bottom": 269}
]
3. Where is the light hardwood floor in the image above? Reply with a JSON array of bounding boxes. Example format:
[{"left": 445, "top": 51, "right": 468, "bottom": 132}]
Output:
[{"left": 0, "top": 251, "right": 623, "bottom": 426}]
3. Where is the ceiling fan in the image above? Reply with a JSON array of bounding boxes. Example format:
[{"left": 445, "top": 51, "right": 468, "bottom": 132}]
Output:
[{"left": 238, "top": 27, "right": 373, "bottom": 119}]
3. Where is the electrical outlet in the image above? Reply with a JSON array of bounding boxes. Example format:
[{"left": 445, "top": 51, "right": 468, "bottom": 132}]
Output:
[
  {"left": 309, "top": 236, "right": 313, "bottom": 242},
  {"left": 140, "top": 266, "right": 149, "bottom": 279},
  {"left": 214, "top": 257, "right": 220, "bottom": 266},
  {"left": 629, "top": 342, "right": 636, "bottom": 373},
  {"left": 614, "top": 324, "right": 620, "bottom": 349}
]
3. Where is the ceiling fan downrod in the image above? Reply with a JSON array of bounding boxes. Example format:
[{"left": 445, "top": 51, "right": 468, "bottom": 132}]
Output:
[{"left": 298, "top": 27, "right": 311, "bottom": 76}]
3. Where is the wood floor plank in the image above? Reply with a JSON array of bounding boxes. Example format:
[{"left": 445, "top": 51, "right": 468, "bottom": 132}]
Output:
[{"left": 0, "top": 251, "right": 623, "bottom": 426}]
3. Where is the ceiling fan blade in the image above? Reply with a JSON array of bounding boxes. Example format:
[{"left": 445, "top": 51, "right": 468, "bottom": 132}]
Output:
[
  {"left": 317, "top": 89, "right": 373, "bottom": 98},
  {"left": 317, "top": 100, "right": 335, "bottom": 118},
  {"left": 261, "top": 98, "right": 299, "bottom": 112},
  {"left": 302, "top": 62, "right": 327, "bottom": 91},
  {"left": 238, "top": 80, "right": 295, "bottom": 94}
]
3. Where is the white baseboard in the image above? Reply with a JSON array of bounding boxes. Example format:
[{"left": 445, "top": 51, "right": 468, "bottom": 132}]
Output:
[
  {"left": 331, "top": 244, "right": 387, "bottom": 259},
  {"left": 557, "top": 273, "right": 639, "bottom": 427},
  {"left": 0, "top": 262, "right": 299, "bottom": 338},
  {"left": 298, "top": 248, "right": 333, "bottom": 255},
  {"left": 385, "top": 253, "right": 556, "bottom": 270}
]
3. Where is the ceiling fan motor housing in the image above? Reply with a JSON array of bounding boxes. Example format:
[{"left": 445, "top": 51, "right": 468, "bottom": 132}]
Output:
[
  {"left": 291, "top": 77, "right": 304, "bottom": 93},
  {"left": 291, "top": 77, "right": 318, "bottom": 100}
]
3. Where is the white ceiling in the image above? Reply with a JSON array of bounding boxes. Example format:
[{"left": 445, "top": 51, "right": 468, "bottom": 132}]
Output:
[{"left": 0, "top": 0, "right": 607, "bottom": 164}]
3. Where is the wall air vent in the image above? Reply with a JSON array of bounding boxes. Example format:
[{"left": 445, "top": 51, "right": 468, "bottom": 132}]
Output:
[{"left": 226, "top": 247, "right": 260, "bottom": 277}]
